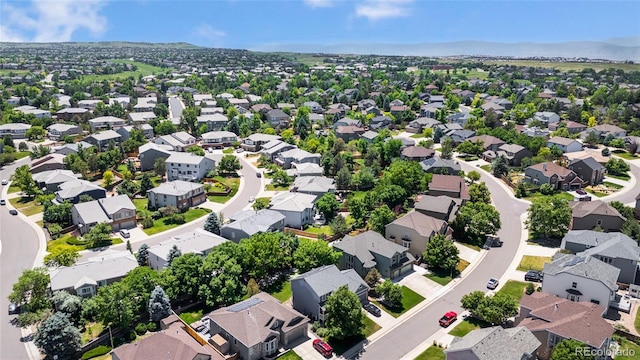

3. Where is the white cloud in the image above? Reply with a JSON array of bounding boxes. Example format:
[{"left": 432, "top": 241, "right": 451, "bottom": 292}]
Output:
[
  {"left": 0, "top": 0, "right": 107, "bottom": 42},
  {"left": 304, "top": 0, "right": 335, "bottom": 8},
  {"left": 192, "top": 24, "right": 227, "bottom": 47},
  {"left": 355, "top": 0, "right": 413, "bottom": 21}
]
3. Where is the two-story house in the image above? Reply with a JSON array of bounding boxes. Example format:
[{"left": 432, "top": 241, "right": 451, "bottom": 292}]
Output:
[
  {"left": 154, "top": 131, "right": 196, "bottom": 152},
  {"left": 204, "top": 293, "right": 308, "bottom": 360},
  {"left": 483, "top": 144, "right": 533, "bottom": 166},
  {"left": 197, "top": 114, "right": 229, "bottom": 132},
  {"left": 165, "top": 152, "right": 216, "bottom": 182},
  {"left": 385, "top": 210, "right": 449, "bottom": 258},
  {"left": 444, "top": 326, "right": 540, "bottom": 360},
  {"left": 55, "top": 179, "right": 107, "bottom": 204},
  {"left": 32, "top": 169, "right": 81, "bottom": 193},
  {"left": 71, "top": 194, "right": 137, "bottom": 234},
  {"left": 88, "top": 116, "right": 126, "bottom": 131},
  {"left": 333, "top": 230, "right": 415, "bottom": 280},
  {"left": 0, "top": 123, "right": 31, "bottom": 138},
  {"left": 220, "top": 209, "right": 286, "bottom": 242},
  {"left": 291, "top": 265, "right": 369, "bottom": 322},
  {"left": 268, "top": 192, "right": 317, "bottom": 229},
  {"left": 147, "top": 228, "right": 228, "bottom": 270},
  {"left": 261, "top": 140, "right": 296, "bottom": 162},
  {"left": 467, "top": 135, "right": 506, "bottom": 152},
  {"left": 547, "top": 136, "right": 583, "bottom": 153},
  {"left": 266, "top": 109, "right": 291, "bottom": 128},
  {"left": 569, "top": 200, "right": 626, "bottom": 232},
  {"left": 406, "top": 117, "right": 440, "bottom": 133},
  {"left": 401, "top": 146, "right": 435, "bottom": 162},
  {"left": 84, "top": 130, "right": 122, "bottom": 152},
  {"left": 420, "top": 157, "right": 461, "bottom": 175},
  {"left": 275, "top": 148, "right": 321, "bottom": 169},
  {"left": 241, "top": 133, "right": 281, "bottom": 152},
  {"left": 201, "top": 131, "right": 238, "bottom": 148},
  {"left": 568, "top": 157, "right": 605, "bottom": 185},
  {"left": 428, "top": 174, "right": 470, "bottom": 200},
  {"left": 524, "top": 162, "right": 583, "bottom": 190},
  {"left": 56, "top": 107, "right": 88, "bottom": 121},
  {"left": 147, "top": 180, "right": 206, "bottom": 211},
  {"left": 533, "top": 111, "right": 560, "bottom": 125},
  {"left": 138, "top": 143, "right": 174, "bottom": 171},
  {"left": 292, "top": 176, "right": 336, "bottom": 198},
  {"left": 116, "top": 124, "right": 154, "bottom": 140},
  {"left": 47, "top": 123, "right": 81, "bottom": 140}
]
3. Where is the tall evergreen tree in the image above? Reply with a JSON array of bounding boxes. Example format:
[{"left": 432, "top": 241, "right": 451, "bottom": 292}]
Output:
[
  {"left": 148, "top": 286, "right": 172, "bottom": 322},
  {"left": 204, "top": 212, "right": 222, "bottom": 235}
]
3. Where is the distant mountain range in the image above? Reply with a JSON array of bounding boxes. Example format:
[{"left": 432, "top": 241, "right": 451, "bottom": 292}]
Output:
[
  {"left": 251, "top": 38, "right": 640, "bottom": 62},
  {"left": 0, "top": 41, "right": 201, "bottom": 49}
]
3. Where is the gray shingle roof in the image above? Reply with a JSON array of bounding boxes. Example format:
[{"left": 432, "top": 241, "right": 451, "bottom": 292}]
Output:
[
  {"left": 420, "top": 157, "right": 461, "bottom": 172},
  {"left": 56, "top": 179, "right": 105, "bottom": 200},
  {"left": 222, "top": 209, "right": 285, "bottom": 237},
  {"left": 293, "top": 176, "right": 335, "bottom": 194},
  {"left": 98, "top": 194, "right": 135, "bottom": 215},
  {"left": 445, "top": 326, "right": 540, "bottom": 360},
  {"left": 269, "top": 192, "right": 316, "bottom": 212},
  {"left": 149, "top": 228, "right": 227, "bottom": 263},
  {"left": 576, "top": 232, "right": 640, "bottom": 261},
  {"left": 293, "top": 265, "right": 369, "bottom": 298},
  {"left": 72, "top": 200, "right": 111, "bottom": 224},
  {"left": 88, "top": 130, "right": 121, "bottom": 141},
  {"left": 543, "top": 253, "right": 620, "bottom": 291},
  {"left": 569, "top": 156, "right": 605, "bottom": 170},
  {"left": 148, "top": 180, "right": 204, "bottom": 197},
  {"left": 50, "top": 254, "right": 138, "bottom": 292},
  {"left": 333, "top": 230, "right": 413, "bottom": 268}
]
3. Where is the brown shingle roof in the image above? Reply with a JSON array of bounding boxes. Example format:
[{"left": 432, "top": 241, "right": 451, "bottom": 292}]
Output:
[
  {"left": 388, "top": 210, "right": 446, "bottom": 237},
  {"left": 569, "top": 200, "right": 626, "bottom": 220},
  {"left": 467, "top": 135, "right": 505, "bottom": 149},
  {"left": 527, "top": 162, "right": 574, "bottom": 178},
  {"left": 401, "top": 146, "right": 435, "bottom": 158},
  {"left": 519, "top": 292, "right": 612, "bottom": 348},
  {"left": 429, "top": 174, "right": 470, "bottom": 199}
]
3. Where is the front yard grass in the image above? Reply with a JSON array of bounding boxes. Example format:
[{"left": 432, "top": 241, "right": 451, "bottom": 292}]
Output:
[
  {"left": 410, "top": 133, "right": 425, "bottom": 139},
  {"left": 448, "top": 317, "right": 491, "bottom": 337},
  {"left": 523, "top": 192, "right": 574, "bottom": 202},
  {"left": 142, "top": 207, "right": 211, "bottom": 235},
  {"left": 373, "top": 286, "right": 425, "bottom": 318},
  {"left": 208, "top": 176, "right": 240, "bottom": 203},
  {"left": 266, "top": 280, "right": 292, "bottom": 302},
  {"left": 414, "top": 346, "right": 445, "bottom": 360},
  {"left": 278, "top": 350, "right": 302, "bottom": 360},
  {"left": 222, "top": 147, "right": 234, "bottom": 154},
  {"left": 612, "top": 150, "right": 640, "bottom": 160},
  {"left": 7, "top": 183, "right": 20, "bottom": 193},
  {"left": 47, "top": 233, "right": 123, "bottom": 253},
  {"left": 327, "top": 316, "right": 380, "bottom": 355},
  {"left": 517, "top": 255, "right": 552, "bottom": 272},
  {"left": 480, "top": 164, "right": 491, "bottom": 172},
  {"left": 497, "top": 280, "right": 529, "bottom": 301},
  {"left": 9, "top": 196, "right": 44, "bottom": 216},
  {"left": 265, "top": 183, "right": 291, "bottom": 191},
  {"left": 424, "top": 259, "right": 470, "bottom": 286},
  {"left": 456, "top": 241, "right": 482, "bottom": 252},
  {"left": 179, "top": 309, "right": 203, "bottom": 325},
  {"left": 607, "top": 173, "right": 631, "bottom": 181}
]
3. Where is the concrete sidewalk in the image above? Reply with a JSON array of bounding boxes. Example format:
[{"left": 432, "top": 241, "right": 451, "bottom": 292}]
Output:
[{"left": 454, "top": 242, "right": 479, "bottom": 263}]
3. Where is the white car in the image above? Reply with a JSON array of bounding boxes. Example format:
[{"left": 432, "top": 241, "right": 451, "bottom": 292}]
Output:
[
  {"left": 487, "top": 278, "right": 499, "bottom": 290},
  {"left": 0, "top": 199, "right": 5, "bottom": 205},
  {"left": 1, "top": 179, "right": 7, "bottom": 185},
  {"left": 248, "top": 196, "right": 255, "bottom": 202}
]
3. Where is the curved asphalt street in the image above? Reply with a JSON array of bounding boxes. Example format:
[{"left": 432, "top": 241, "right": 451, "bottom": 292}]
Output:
[
  {"left": 1, "top": 158, "right": 39, "bottom": 360},
  {"left": 359, "top": 158, "right": 640, "bottom": 360}
]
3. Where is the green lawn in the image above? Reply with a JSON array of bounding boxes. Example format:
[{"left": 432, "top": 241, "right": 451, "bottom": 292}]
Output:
[
  {"left": 47, "top": 233, "right": 123, "bottom": 253},
  {"left": 414, "top": 346, "right": 445, "bottom": 360},
  {"left": 523, "top": 191, "right": 574, "bottom": 202},
  {"left": 15, "top": 151, "right": 31, "bottom": 159},
  {"left": 278, "top": 350, "right": 302, "bottom": 360},
  {"left": 373, "top": 286, "right": 425, "bottom": 318},
  {"left": 448, "top": 317, "right": 491, "bottom": 337},
  {"left": 133, "top": 198, "right": 149, "bottom": 211},
  {"left": 266, "top": 183, "right": 291, "bottom": 191},
  {"left": 497, "top": 280, "right": 529, "bottom": 301},
  {"left": 267, "top": 280, "right": 292, "bottom": 302},
  {"left": 363, "top": 315, "right": 381, "bottom": 337},
  {"left": 143, "top": 208, "right": 211, "bottom": 235},
  {"left": 480, "top": 164, "right": 491, "bottom": 172},
  {"left": 222, "top": 147, "right": 234, "bottom": 154},
  {"left": 304, "top": 225, "right": 333, "bottom": 236},
  {"left": 7, "top": 183, "right": 20, "bottom": 193},
  {"left": 327, "top": 316, "right": 380, "bottom": 355},
  {"left": 607, "top": 173, "right": 631, "bottom": 181},
  {"left": 348, "top": 191, "right": 367, "bottom": 201},
  {"left": 208, "top": 176, "right": 240, "bottom": 203},
  {"left": 410, "top": 133, "right": 425, "bottom": 139},
  {"left": 179, "top": 309, "right": 203, "bottom": 325},
  {"left": 36, "top": 220, "right": 44, "bottom": 227},
  {"left": 603, "top": 181, "right": 624, "bottom": 189},
  {"left": 612, "top": 150, "right": 640, "bottom": 160},
  {"left": 616, "top": 338, "right": 640, "bottom": 360},
  {"left": 517, "top": 255, "right": 552, "bottom": 272},
  {"left": 635, "top": 304, "right": 640, "bottom": 334},
  {"left": 586, "top": 188, "right": 608, "bottom": 198},
  {"left": 456, "top": 241, "right": 482, "bottom": 252},
  {"left": 81, "top": 59, "right": 169, "bottom": 81},
  {"left": 9, "top": 196, "right": 44, "bottom": 216},
  {"left": 81, "top": 322, "right": 105, "bottom": 344},
  {"left": 424, "top": 260, "right": 470, "bottom": 286}
]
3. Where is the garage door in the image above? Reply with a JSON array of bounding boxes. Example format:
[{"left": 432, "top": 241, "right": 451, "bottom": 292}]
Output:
[{"left": 113, "top": 220, "right": 136, "bottom": 231}]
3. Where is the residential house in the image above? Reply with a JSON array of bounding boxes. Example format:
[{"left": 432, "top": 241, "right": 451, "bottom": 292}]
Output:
[
  {"left": 420, "top": 104, "right": 443, "bottom": 118},
  {"left": 360, "top": 130, "right": 379, "bottom": 143},
  {"left": 47, "top": 123, "right": 81, "bottom": 140},
  {"left": 241, "top": 133, "right": 281, "bottom": 152},
  {"left": 194, "top": 93, "right": 214, "bottom": 103},
  {"left": 147, "top": 180, "right": 206, "bottom": 211},
  {"left": 385, "top": 210, "right": 449, "bottom": 257},
  {"left": 251, "top": 103, "right": 272, "bottom": 114},
  {"left": 201, "top": 131, "right": 238, "bottom": 148},
  {"left": 166, "top": 152, "right": 216, "bottom": 182},
  {"left": 333, "top": 230, "right": 415, "bottom": 280},
  {"left": 482, "top": 144, "right": 532, "bottom": 166},
  {"left": 32, "top": 169, "right": 81, "bottom": 193},
  {"left": 261, "top": 140, "right": 296, "bottom": 161},
  {"left": 30, "top": 153, "right": 66, "bottom": 173},
  {"left": 586, "top": 124, "right": 627, "bottom": 139},
  {"left": 414, "top": 195, "right": 462, "bottom": 222},
  {"left": 88, "top": 116, "right": 126, "bottom": 131},
  {"left": 154, "top": 131, "right": 196, "bottom": 152},
  {"left": 275, "top": 148, "right": 321, "bottom": 169},
  {"left": 516, "top": 292, "right": 614, "bottom": 360},
  {"left": 428, "top": 95, "right": 445, "bottom": 104},
  {"left": 428, "top": 174, "right": 470, "bottom": 200},
  {"left": 268, "top": 192, "right": 317, "bottom": 228},
  {"left": 561, "top": 231, "right": 639, "bottom": 285},
  {"left": 148, "top": 228, "right": 228, "bottom": 270},
  {"left": 84, "top": 130, "right": 122, "bottom": 152},
  {"left": 444, "top": 326, "right": 540, "bottom": 360},
  {"left": 292, "top": 163, "right": 323, "bottom": 177},
  {"left": 480, "top": 102, "right": 505, "bottom": 117},
  {"left": 390, "top": 136, "right": 415, "bottom": 148},
  {"left": 401, "top": 146, "right": 435, "bottom": 161},
  {"left": 563, "top": 121, "right": 588, "bottom": 134},
  {"left": 0, "top": 123, "right": 31, "bottom": 138},
  {"left": 447, "top": 112, "right": 474, "bottom": 127},
  {"left": 624, "top": 136, "right": 640, "bottom": 153},
  {"left": 228, "top": 98, "right": 250, "bottom": 109},
  {"left": 568, "top": 157, "right": 605, "bottom": 185},
  {"left": 77, "top": 99, "right": 103, "bottom": 110},
  {"left": 569, "top": 200, "right": 626, "bottom": 232},
  {"left": 127, "top": 111, "right": 157, "bottom": 124},
  {"left": 524, "top": 162, "right": 583, "bottom": 190},
  {"left": 53, "top": 141, "right": 94, "bottom": 156},
  {"left": 133, "top": 96, "right": 157, "bottom": 112},
  {"left": 266, "top": 109, "right": 291, "bottom": 127},
  {"left": 335, "top": 125, "right": 365, "bottom": 142},
  {"left": 547, "top": 136, "right": 583, "bottom": 153},
  {"left": 277, "top": 103, "right": 296, "bottom": 112},
  {"left": 55, "top": 179, "right": 106, "bottom": 204},
  {"left": 369, "top": 115, "right": 392, "bottom": 130},
  {"left": 533, "top": 111, "right": 560, "bottom": 125},
  {"left": 49, "top": 254, "right": 138, "bottom": 298},
  {"left": 71, "top": 194, "right": 137, "bottom": 233},
  {"left": 292, "top": 176, "right": 336, "bottom": 198},
  {"left": 291, "top": 265, "right": 369, "bottom": 322},
  {"left": 220, "top": 209, "right": 286, "bottom": 242},
  {"left": 406, "top": 117, "right": 440, "bottom": 133},
  {"left": 204, "top": 293, "right": 308, "bottom": 360},
  {"left": 138, "top": 143, "right": 173, "bottom": 171},
  {"left": 200, "top": 107, "right": 224, "bottom": 115},
  {"left": 420, "top": 158, "right": 461, "bottom": 175},
  {"left": 445, "top": 130, "right": 476, "bottom": 145},
  {"left": 111, "top": 315, "right": 224, "bottom": 360},
  {"left": 522, "top": 126, "right": 550, "bottom": 138},
  {"left": 197, "top": 114, "right": 229, "bottom": 132},
  {"left": 303, "top": 101, "right": 324, "bottom": 113},
  {"left": 56, "top": 107, "right": 88, "bottom": 121},
  {"left": 467, "top": 135, "right": 506, "bottom": 152},
  {"left": 116, "top": 125, "right": 154, "bottom": 140},
  {"left": 542, "top": 253, "right": 619, "bottom": 307}
]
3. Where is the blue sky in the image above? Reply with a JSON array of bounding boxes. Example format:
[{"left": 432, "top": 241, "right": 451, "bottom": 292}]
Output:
[{"left": 1, "top": 0, "right": 639, "bottom": 48}]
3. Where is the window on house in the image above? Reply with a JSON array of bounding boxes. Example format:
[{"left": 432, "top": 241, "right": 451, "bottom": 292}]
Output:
[
  {"left": 572, "top": 282, "right": 577, "bottom": 288},
  {"left": 596, "top": 219, "right": 603, "bottom": 226},
  {"left": 402, "top": 240, "right": 410, "bottom": 248}
]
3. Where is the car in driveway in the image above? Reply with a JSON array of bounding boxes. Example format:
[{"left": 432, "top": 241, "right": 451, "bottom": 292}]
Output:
[
  {"left": 313, "top": 339, "right": 333, "bottom": 357},
  {"left": 119, "top": 229, "right": 130, "bottom": 238},
  {"left": 9, "top": 209, "right": 18, "bottom": 215},
  {"left": 524, "top": 270, "right": 543, "bottom": 282},
  {"left": 364, "top": 303, "right": 381, "bottom": 317},
  {"left": 576, "top": 189, "right": 587, "bottom": 195},
  {"left": 487, "top": 277, "right": 499, "bottom": 290},
  {"left": 439, "top": 311, "right": 457, "bottom": 327}
]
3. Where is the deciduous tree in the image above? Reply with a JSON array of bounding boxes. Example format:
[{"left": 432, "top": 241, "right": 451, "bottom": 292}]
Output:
[
  {"left": 293, "top": 238, "right": 340, "bottom": 273},
  {"left": 468, "top": 182, "right": 491, "bottom": 203},
  {"left": 423, "top": 234, "right": 460, "bottom": 273},
  {"left": 316, "top": 192, "right": 340, "bottom": 221},
  {"left": 217, "top": 155, "right": 242, "bottom": 174},
  {"left": 526, "top": 197, "right": 572, "bottom": 239},
  {"left": 368, "top": 205, "right": 395, "bottom": 235},
  {"left": 324, "top": 285, "right": 366, "bottom": 340}
]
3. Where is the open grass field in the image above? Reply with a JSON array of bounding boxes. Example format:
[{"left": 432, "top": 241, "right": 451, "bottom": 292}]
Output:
[
  {"left": 0, "top": 69, "right": 31, "bottom": 76},
  {"left": 517, "top": 255, "right": 552, "bottom": 272},
  {"left": 450, "top": 59, "right": 640, "bottom": 73},
  {"left": 414, "top": 346, "right": 445, "bottom": 360},
  {"left": 497, "top": 280, "right": 530, "bottom": 301},
  {"left": 373, "top": 286, "right": 425, "bottom": 318},
  {"left": 80, "top": 59, "right": 169, "bottom": 81}
]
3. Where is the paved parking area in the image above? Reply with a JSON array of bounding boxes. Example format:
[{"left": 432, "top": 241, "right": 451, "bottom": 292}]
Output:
[
  {"left": 292, "top": 337, "right": 335, "bottom": 360},
  {"left": 365, "top": 306, "right": 395, "bottom": 328},
  {"left": 398, "top": 269, "right": 444, "bottom": 300}
]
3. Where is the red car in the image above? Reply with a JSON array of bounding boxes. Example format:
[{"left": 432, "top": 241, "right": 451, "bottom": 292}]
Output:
[
  {"left": 313, "top": 339, "right": 333, "bottom": 357},
  {"left": 439, "top": 311, "right": 458, "bottom": 327}
]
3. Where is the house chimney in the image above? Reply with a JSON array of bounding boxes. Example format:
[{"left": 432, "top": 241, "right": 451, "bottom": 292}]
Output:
[
  {"left": 543, "top": 163, "right": 547, "bottom": 171},
  {"left": 554, "top": 304, "right": 558, "bottom": 309}
]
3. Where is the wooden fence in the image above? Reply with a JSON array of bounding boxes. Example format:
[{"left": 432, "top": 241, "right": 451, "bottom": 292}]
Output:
[{"left": 284, "top": 228, "right": 342, "bottom": 241}]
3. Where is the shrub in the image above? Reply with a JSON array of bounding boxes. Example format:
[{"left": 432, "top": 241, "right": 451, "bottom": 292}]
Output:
[
  {"left": 147, "top": 322, "right": 157, "bottom": 332},
  {"left": 129, "top": 331, "right": 137, "bottom": 341},
  {"left": 168, "top": 213, "right": 185, "bottom": 224},
  {"left": 135, "top": 323, "right": 147, "bottom": 335},
  {"left": 141, "top": 216, "right": 154, "bottom": 229},
  {"left": 526, "top": 282, "right": 536, "bottom": 295},
  {"left": 81, "top": 345, "right": 112, "bottom": 360}
]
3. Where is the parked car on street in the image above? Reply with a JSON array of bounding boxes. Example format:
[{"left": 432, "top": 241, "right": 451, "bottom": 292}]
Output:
[
  {"left": 1, "top": 179, "right": 8, "bottom": 185},
  {"left": 9, "top": 209, "right": 18, "bottom": 215},
  {"left": 8, "top": 302, "right": 19, "bottom": 315},
  {"left": 364, "top": 303, "right": 381, "bottom": 317},
  {"left": 485, "top": 235, "right": 503, "bottom": 248},
  {"left": 439, "top": 311, "right": 457, "bottom": 327},
  {"left": 487, "top": 278, "right": 499, "bottom": 289},
  {"left": 0, "top": 199, "right": 5, "bottom": 205},
  {"left": 313, "top": 339, "right": 333, "bottom": 357},
  {"left": 524, "top": 270, "right": 543, "bottom": 282},
  {"left": 256, "top": 172, "right": 262, "bottom": 178}
]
